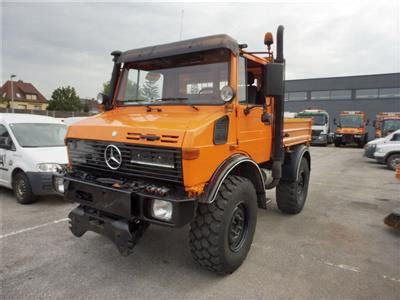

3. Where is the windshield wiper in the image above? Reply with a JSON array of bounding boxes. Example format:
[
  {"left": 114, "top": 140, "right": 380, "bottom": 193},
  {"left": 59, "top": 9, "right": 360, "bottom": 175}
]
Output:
[
  {"left": 146, "top": 105, "right": 162, "bottom": 112},
  {"left": 154, "top": 97, "right": 189, "bottom": 101}
]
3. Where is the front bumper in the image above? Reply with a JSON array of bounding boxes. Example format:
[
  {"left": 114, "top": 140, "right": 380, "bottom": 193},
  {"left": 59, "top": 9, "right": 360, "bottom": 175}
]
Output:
[
  {"left": 26, "top": 172, "right": 57, "bottom": 195},
  {"left": 364, "top": 145, "right": 377, "bottom": 158},
  {"left": 311, "top": 134, "right": 328, "bottom": 145},
  {"left": 334, "top": 134, "right": 363, "bottom": 144},
  {"left": 64, "top": 176, "right": 197, "bottom": 228},
  {"left": 374, "top": 152, "right": 385, "bottom": 164}
]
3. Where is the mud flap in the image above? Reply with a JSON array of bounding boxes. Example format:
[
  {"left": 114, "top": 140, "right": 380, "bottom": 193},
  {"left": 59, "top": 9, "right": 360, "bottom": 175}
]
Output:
[
  {"left": 68, "top": 206, "right": 149, "bottom": 256},
  {"left": 384, "top": 208, "right": 400, "bottom": 230}
]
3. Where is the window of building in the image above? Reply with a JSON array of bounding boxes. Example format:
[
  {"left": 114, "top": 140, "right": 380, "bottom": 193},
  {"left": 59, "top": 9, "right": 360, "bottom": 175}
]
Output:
[
  {"left": 18, "top": 104, "right": 27, "bottom": 109},
  {"left": 2, "top": 92, "right": 6, "bottom": 98},
  {"left": 379, "top": 87, "right": 400, "bottom": 98},
  {"left": 284, "top": 93, "right": 289, "bottom": 101},
  {"left": 16, "top": 92, "right": 21, "bottom": 98},
  {"left": 311, "top": 90, "right": 330, "bottom": 100},
  {"left": 288, "top": 92, "right": 307, "bottom": 101},
  {"left": 26, "top": 94, "right": 38, "bottom": 100},
  {"left": 34, "top": 105, "right": 42, "bottom": 110},
  {"left": 331, "top": 89, "right": 351, "bottom": 99},
  {"left": 355, "top": 89, "right": 378, "bottom": 99}
]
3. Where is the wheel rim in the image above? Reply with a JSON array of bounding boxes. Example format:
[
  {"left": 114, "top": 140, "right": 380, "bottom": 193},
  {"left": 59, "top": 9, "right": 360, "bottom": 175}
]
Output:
[
  {"left": 228, "top": 203, "right": 248, "bottom": 252},
  {"left": 16, "top": 178, "right": 27, "bottom": 199},
  {"left": 297, "top": 170, "right": 306, "bottom": 200},
  {"left": 391, "top": 158, "right": 400, "bottom": 169}
]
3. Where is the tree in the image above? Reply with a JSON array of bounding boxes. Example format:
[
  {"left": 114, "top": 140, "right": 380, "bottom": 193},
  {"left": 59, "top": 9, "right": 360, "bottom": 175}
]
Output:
[
  {"left": 102, "top": 81, "right": 110, "bottom": 95},
  {"left": 47, "top": 86, "right": 82, "bottom": 111}
]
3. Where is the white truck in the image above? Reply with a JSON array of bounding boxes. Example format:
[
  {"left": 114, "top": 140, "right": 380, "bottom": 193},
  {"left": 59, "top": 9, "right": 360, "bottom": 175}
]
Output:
[
  {"left": 296, "top": 109, "right": 331, "bottom": 146},
  {"left": 0, "top": 114, "right": 68, "bottom": 204},
  {"left": 373, "top": 129, "right": 400, "bottom": 170}
]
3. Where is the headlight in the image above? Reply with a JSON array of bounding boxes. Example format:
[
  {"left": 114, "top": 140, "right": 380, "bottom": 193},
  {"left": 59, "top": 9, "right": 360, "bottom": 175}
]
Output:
[
  {"left": 54, "top": 176, "right": 64, "bottom": 193},
  {"left": 37, "top": 163, "right": 62, "bottom": 172},
  {"left": 220, "top": 86, "right": 235, "bottom": 102},
  {"left": 376, "top": 147, "right": 384, "bottom": 153},
  {"left": 151, "top": 200, "right": 173, "bottom": 221},
  {"left": 335, "top": 134, "right": 342, "bottom": 137}
]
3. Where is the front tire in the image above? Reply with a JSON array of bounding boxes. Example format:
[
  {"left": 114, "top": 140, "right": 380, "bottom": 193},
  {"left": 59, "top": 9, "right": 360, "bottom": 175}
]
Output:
[
  {"left": 13, "top": 172, "right": 37, "bottom": 204},
  {"left": 387, "top": 154, "right": 400, "bottom": 171},
  {"left": 189, "top": 175, "right": 257, "bottom": 275},
  {"left": 276, "top": 157, "right": 310, "bottom": 214}
]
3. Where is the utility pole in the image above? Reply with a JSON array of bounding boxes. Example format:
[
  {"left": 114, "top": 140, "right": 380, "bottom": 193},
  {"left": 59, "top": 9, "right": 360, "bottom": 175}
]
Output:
[
  {"left": 179, "top": 9, "right": 184, "bottom": 40},
  {"left": 10, "top": 74, "right": 16, "bottom": 113}
]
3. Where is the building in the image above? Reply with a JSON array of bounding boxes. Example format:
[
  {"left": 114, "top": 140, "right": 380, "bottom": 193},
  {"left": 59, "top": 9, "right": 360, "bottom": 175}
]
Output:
[
  {"left": 0, "top": 80, "right": 48, "bottom": 110},
  {"left": 285, "top": 73, "right": 400, "bottom": 139}
]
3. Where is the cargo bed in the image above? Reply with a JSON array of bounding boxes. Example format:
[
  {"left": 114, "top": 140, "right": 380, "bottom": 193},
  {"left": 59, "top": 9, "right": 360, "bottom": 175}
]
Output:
[{"left": 283, "top": 118, "right": 312, "bottom": 147}]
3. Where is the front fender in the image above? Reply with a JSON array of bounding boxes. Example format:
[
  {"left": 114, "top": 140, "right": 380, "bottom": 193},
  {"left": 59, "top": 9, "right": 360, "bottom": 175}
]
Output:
[{"left": 199, "top": 154, "right": 266, "bottom": 208}]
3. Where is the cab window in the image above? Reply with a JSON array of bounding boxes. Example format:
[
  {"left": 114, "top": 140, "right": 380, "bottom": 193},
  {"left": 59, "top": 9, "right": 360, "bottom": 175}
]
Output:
[{"left": 0, "top": 124, "right": 15, "bottom": 150}]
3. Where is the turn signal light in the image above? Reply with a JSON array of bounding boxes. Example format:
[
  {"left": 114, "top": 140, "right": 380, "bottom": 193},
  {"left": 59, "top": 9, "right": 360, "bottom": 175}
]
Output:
[{"left": 182, "top": 148, "right": 200, "bottom": 160}]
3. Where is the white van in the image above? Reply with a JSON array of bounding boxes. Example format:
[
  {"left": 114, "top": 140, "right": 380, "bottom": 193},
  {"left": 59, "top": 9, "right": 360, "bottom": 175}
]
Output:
[
  {"left": 0, "top": 114, "right": 68, "bottom": 204},
  {"left": 372, "top": 129, "right": 400, "bottom": 170}
]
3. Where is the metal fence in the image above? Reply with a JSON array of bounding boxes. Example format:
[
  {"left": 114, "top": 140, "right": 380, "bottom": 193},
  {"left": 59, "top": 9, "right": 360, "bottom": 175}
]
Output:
[{"left": 0, "top": 108, "right": 93, "bottom": 118}]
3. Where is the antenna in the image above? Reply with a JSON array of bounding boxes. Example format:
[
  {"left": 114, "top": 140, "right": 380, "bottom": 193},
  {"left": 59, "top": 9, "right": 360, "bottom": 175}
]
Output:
[{"left": 179, "top": 9, "right": 184, "bottom": 40}]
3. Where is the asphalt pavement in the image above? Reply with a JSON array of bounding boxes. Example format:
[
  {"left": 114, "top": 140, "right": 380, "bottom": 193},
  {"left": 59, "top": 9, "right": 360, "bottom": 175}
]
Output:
[{"left": 1, "top": 146, "right": 399, "bottom": 299}]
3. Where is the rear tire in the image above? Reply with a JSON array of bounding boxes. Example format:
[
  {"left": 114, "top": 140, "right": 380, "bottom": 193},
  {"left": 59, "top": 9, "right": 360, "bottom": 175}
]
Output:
[
  {"left": 13, "top": 172, "right": 37, "bottom": 204},
  {"left": 387, "top": 154, "right": 400, "bottom": 171},
  {"left": 276, "top": 157, "right": 310, "bottom": 214},
  {"left": 189, "top": 175, "right": 257, "bottom": 275},
  {"left": 334, "top": 142, "right": 340, "bottom": 147}
]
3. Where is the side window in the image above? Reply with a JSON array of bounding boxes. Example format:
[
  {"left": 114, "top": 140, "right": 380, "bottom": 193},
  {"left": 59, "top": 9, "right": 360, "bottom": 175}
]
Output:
[
  {"left": 0, "top": 124, "right": 14, "bottom": 150},
  {"left": 238, "top": 57, "right": 247, "bottom": 104},
  {"left": 391, "top": 133, "right": 400, "bottom": 141}
]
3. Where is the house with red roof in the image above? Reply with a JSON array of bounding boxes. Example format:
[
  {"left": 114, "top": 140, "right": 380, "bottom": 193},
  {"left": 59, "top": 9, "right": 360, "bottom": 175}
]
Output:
[{"left": 0, "top": 80, "right": 48, "bottom": 111}]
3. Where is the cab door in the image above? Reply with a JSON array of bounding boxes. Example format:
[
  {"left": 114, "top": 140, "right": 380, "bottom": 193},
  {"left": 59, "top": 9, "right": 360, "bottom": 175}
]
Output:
[{"left": 236, "top": 56, "right": 272, "bottom": 163}]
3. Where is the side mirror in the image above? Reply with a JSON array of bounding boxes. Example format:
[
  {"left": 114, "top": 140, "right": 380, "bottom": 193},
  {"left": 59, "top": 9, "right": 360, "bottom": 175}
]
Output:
[
  {"left": 261, "top": 111, "right": 271, "bottom": 125},
  {"left": 333, "top": 118, "right": 337, "bottom": 125},
  {"left": 372, "top": 120, "right": 376, "bottom": 127},
  {"left": 263, "top": 63, "right": 285, "bottom": 97},
  {"left": 366, "top": 119, "right": 370, "bottom": 126},
  {"left": 0, "top": 136, "right": 12, "bottom": 150}
]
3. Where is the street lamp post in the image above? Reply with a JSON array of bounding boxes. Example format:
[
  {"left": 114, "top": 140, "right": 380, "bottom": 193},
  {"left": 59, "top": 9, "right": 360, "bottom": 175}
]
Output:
[{"left": 10, "top": 74, "right": 16, "bottom": 113}]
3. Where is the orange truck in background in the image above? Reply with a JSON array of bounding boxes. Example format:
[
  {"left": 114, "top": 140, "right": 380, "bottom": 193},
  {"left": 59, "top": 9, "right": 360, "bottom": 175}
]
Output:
[
  {"left": 334, "top": 111, "right": 369, "bottom": 148},
  {"left": 373, "top": 112, "right": 400, "bottom": 138},
  {"left": 60, "top": 26, "right": 312, "bottom": 275}
]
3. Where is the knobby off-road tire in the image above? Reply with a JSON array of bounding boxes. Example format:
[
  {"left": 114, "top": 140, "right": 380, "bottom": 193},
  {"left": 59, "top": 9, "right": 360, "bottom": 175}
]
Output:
[
  {"left": 13, "top": 172, "right": 37, "bottom": 204},
  {"left": 276, "top": 157, "right": 310, "bottom": 214},
  {"left": 189, "top": 175, "right": 257, "bottom": 275}
]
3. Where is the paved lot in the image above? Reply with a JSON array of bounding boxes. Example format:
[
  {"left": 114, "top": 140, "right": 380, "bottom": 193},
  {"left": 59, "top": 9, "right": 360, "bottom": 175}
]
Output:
[{"left": 1, "top": 147, "right": 399, "bottom": 299}]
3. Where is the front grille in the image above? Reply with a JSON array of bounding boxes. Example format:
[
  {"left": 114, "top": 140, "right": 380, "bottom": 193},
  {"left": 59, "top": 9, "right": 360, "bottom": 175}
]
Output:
[
  {"left": 312, "top": 130, "right": 322, "bottom": 137},
  {"left": 67, "top": 139, "right": 183, "bottom": 184}
]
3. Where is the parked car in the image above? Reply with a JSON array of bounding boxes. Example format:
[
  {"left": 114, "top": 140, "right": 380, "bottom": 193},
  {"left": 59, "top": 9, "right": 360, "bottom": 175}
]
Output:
[
  {"left": 0, "top": 113, "right": 68, "bottom": 204},
  {"left": 364, "top": 129, "right": 400, "bottom": 159},
  {"left": 373, "top": 129, "right": 400, "bottom": 170}
]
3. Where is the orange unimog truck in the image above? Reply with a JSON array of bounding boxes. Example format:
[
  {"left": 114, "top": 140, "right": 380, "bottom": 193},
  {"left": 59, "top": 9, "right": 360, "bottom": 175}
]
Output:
[
  {"left": 61, "top": 26, "right": 312, "bottom": 274},
  {"left": 374, "top": 112, "right": 400, "bottom": 138},
  {"left": 334, "top": 111, "right": 368, "bottom": 148}
]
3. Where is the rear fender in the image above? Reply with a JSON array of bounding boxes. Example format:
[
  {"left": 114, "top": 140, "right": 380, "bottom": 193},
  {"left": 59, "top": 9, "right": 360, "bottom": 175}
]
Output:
[
  {"left": 199, "top": 154, "right": 266, "bottom": 208},
  {"left": 281, "top": 145, "right": 311, "bottom": 182}
]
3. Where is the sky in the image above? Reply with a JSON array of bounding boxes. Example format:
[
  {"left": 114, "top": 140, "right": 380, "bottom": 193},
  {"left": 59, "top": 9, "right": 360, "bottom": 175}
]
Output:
[{"left": 1, "top": 0, "right": 399, "bottom": 99}]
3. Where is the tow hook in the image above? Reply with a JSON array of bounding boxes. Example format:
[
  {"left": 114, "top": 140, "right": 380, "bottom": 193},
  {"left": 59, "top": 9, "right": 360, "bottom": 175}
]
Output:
[{"left": 68, "top": 206, "right": 149, "bottom": 256}]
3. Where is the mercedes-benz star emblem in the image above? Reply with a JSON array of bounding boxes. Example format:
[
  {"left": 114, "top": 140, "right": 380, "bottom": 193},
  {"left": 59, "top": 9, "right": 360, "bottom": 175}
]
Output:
[{"left": 104, "top": 144, "right": 122, "bottom": 170}]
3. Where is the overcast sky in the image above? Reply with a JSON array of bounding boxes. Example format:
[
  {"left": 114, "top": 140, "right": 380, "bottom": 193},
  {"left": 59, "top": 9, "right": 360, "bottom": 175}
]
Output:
[{"left": 1, "top": 0, "right": 399, "bottom": 99}]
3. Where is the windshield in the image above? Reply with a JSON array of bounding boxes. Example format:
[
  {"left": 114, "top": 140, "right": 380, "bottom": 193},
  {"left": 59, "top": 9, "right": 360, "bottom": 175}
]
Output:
[
  {"left": 339, "top": 115, "right": 362, "bottom": 128},
  {"left": 10, "top": 123, "right": 67, "bottom": 147},
  {"left": 297, "top": 114, "right": 327, "bottom": 125},
  {"left": 116, "top": 49, "right": 229, "bottom": 106},
  {"left": 382, "top": 119, "right": 400, "bottom": 133}
]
